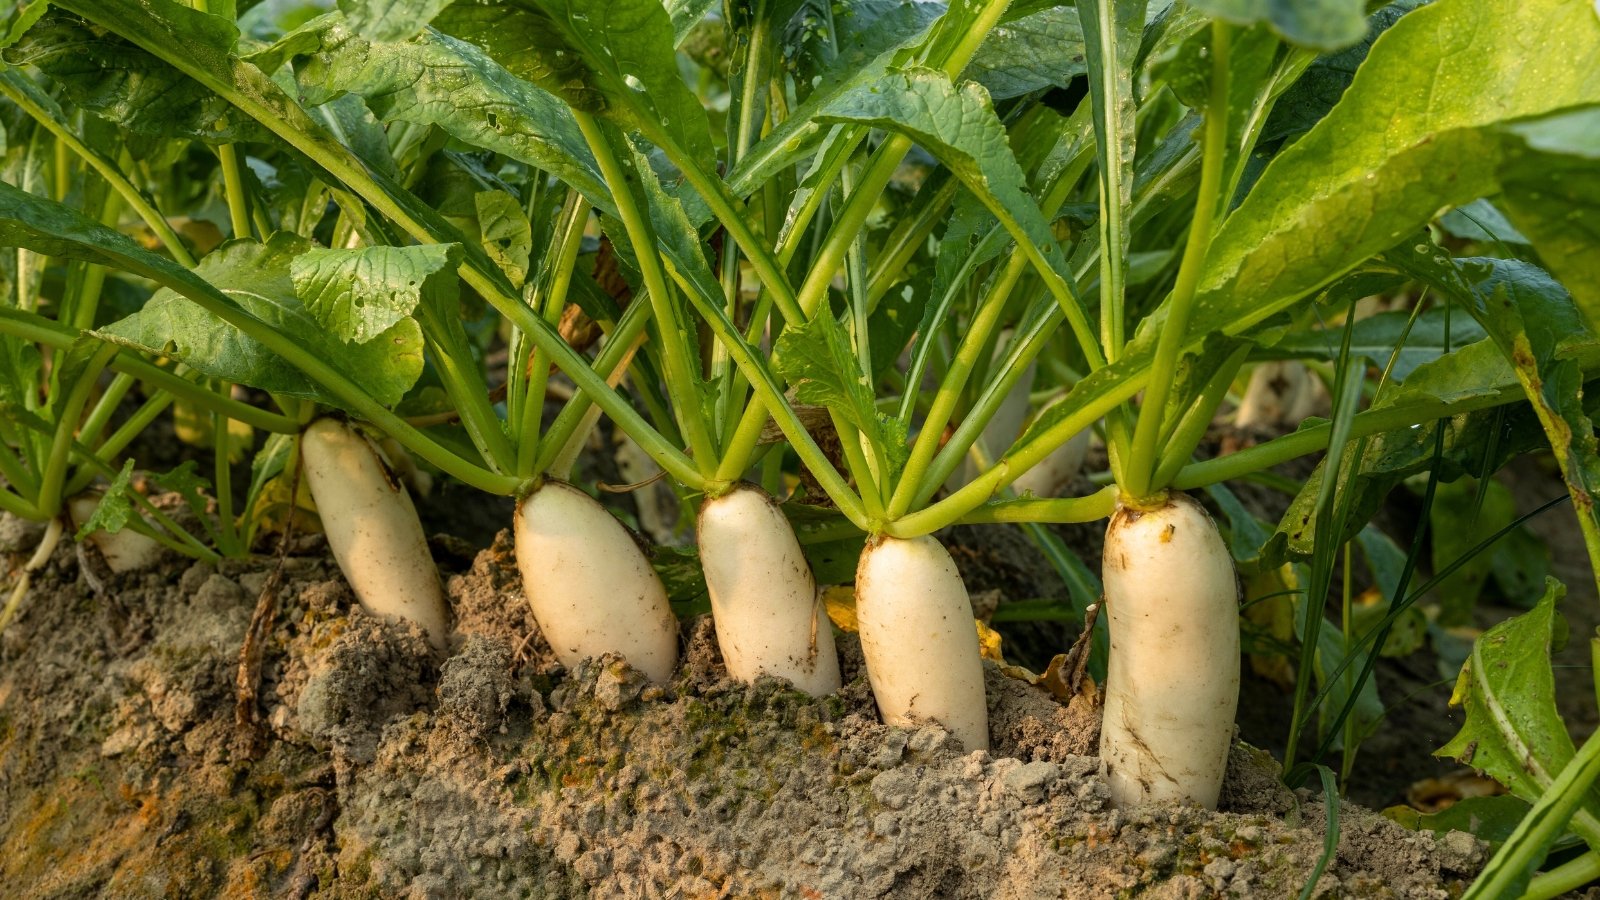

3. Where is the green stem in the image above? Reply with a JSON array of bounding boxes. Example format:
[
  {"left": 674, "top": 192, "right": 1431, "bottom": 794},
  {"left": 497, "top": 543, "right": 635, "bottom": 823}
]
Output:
[
  {"left": 213, "top": 393, "right": 239, "bottom": 555},
  {"left": 38, "top": 343, "right": 118, "bottom": 518},
  {"left": 887, "top": 485, "right": 1118, "bottom": 534},
  {"left": 894, "top": 373, "right": 1148, "bottom": 537},
  {"left": 0, "top": 308, "right": 297, "bottom": 433},
  {"left": 533, "top": 300, "right": 656, "bottom": 476},
  {"left": 1464, "top": 724, "right": 1600, "bottom": 900},
  {"left": 1524, "top": 852, "right": 1600, "bottom": 900},
  {"left": 416, "top": 306, "right": 516, "bottom": 473},
  {"left": 890, "top": 250, "right": 1027, "bottom": 519},
  {"left": 576, "top": 111, "right": 719, "bottom": 478},
  {"left": 54, "top": 3, "right": 702, "bottom": 490},
  {"left": 0, "top": 487, "right": 41, "bottom": 520},
  {"left": 65, "top": 391, "right": 174, "bottom": 497},
  {"left": 1148, "top": 344, "right": 1249, "bottom": 488},
  {"left": 913, "top": 299, "right": 1068, "bottom": 509},
  {"left": 519, "top": 189, "right": 587, "bottom": 476},
  {"left": 217, "top": 143, "right": 252, "bottom": 240},
  {"left": 1169, "top": 388, "right": 1522, "bottom": 492},
  {"left": 1123, "top": 20, "right": 1231, "bottom": 501}
]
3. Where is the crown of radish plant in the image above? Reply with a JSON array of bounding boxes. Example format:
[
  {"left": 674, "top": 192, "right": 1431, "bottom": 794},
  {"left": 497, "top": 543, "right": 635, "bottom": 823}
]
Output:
[{"left": 2, "top": 0, "right": 1600, "bottom": 890}]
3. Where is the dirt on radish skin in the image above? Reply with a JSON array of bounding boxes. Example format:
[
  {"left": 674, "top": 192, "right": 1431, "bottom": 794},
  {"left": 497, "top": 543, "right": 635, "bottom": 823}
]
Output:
[{"left": 0, "top": 519, "right": 1485, "bottom": 898}]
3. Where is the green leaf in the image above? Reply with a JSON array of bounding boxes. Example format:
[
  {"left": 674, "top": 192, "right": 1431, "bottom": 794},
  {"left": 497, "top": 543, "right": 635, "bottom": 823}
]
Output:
[
  {"left": 774, "top": 313, "right": 908, "bottom": 484},
  {"left": 1191, "top": 0, "right": 1365, "bottom": 52},
  {"left": 151, "top": 460, "right": 214, "bottom": 526},
  {"left": 1270, "top": 335, "right": 1559, "bottom": 557},
  {"left": 335, "top": 0, "right": 454, "bottom": 42},
  {"left": 1256, "top": 308, "right": 1488, "bottom": 383},
  {"left": 291, "top": 19, "right": 609, "bottom": 207},
  {"left": 1386, "top": 795, "right": 1550, "bottom": 850},
  {"left": 2, "top": 9, "right": 264, "bottom": 147},
  {"left": 1429, "top": 477, "right": 1516, "bottom": 626},
  {"left": 1438, "top": 199, "right": 1529, "bottom": 248},
  {"left": 1179, "top": 0, "right": 1600, "bottom": 351},
  {"left": 1437, "top": 579, "right": 1600, "bottom": 848},
  {"left": 75, "top": 459, "right": 136, "bottom": 539},
  {"left": 663, "top": 0, "right": 716, "bottom": 46},
  {"left": 817, "top": 67, "right": 1078, "bottom": 303},
  {"left": 433, "top": 0, "right": 714, "bottom": 163},
  {"left": 289, "top": 242, "right": 458, "bottom": 345},
  {"left": 968, "top": 7, "right": 1087, "bottom": 101},
  {"left": 99, "top": 234, "right": 426, "bottom": 408},
  {"left": 0, "top": 0, "right": 48, "bottom": 51},
  {"left": 1257, "top": 0, "right": 1426, "bottom": 146},
  {"left": 1393, "top": 248, "right": 1600, "bottom": 512},
  {"left": 1204, "top": 481, "right": 1272, "bottom": 572},
  {"left": 474, "top": 190, "right": 533, "bottom": 288},
  {"left": 1496, "top": 107, "right": 1600, "bottom": 331}
]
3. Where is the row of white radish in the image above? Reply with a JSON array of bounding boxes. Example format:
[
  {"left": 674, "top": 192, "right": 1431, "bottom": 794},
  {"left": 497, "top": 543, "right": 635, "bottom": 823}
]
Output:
[{"left": 84, "top": 414, "right": 1238, "bottom": 811}]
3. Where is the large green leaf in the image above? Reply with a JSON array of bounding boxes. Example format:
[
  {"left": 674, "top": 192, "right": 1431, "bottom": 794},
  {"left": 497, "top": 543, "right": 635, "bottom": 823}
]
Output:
[
  {"left": 1270, "top": 339, "right": 1556, "bottom": 558},
  {"left": 1392, "top": 249, "right": 1600, "bottom": 516},
  {"left": 3, "top": 9, "right": 266, "bottom": 146},
  {"left": 101, "top": 234, "right": 426, "bottom": 407},
  {"left": 1496, "top": 108, "right": 1600, "bottom": 330},
  {"left": 290, "top": 18, "right": 607, "bottom": 205},
  {"left": 433, "top": 0, "right": 714, "bottom": 162},
  {"left": 1257, "top": 0, "right": 1426, "bottom": 146},
  {"left": 968, "top": 7, "right": 1087, "bottom": 101},
  {"left": 1175, "top": 0, "right": 1600, "bottom": 352},
  {"left": 335, "top": 0, "right": 453, "bottom": 42},
  {"left": 1437, "top": 580, "right": 1600, "bottom": 849},
  {"left": 1191, "top": 0, "right": 1365, "bottom": 52},
  {"left": 289, "top": 242, "right": 458, "bottom": 345}
]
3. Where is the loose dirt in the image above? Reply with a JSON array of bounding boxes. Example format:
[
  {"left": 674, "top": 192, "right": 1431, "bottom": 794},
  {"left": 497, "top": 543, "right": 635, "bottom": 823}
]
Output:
[{"left": 0, "top": 516, "right": 1487, "bottom": 898}]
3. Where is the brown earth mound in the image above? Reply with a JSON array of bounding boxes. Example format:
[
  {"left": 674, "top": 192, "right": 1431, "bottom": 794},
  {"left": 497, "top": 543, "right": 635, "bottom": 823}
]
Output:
[{"left": 0, "top": 522, "right": 1483, "bottom": 898}]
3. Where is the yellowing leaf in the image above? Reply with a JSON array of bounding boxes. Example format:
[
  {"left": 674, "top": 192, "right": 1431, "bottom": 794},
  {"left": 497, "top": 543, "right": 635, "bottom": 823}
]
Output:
[
  {"left": 976, "top": 619, "right": 1006, "bottom": 663},
  {"left": 822, "top": 585, "right": 858, "bottom": 633}
]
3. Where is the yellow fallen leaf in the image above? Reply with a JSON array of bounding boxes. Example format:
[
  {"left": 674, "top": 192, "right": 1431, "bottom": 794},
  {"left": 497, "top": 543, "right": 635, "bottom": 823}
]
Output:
[
  {"left": 976, "top": 619, "right": 1005, "bottom": 664},
  {"left": 822, "top": 584, "right": 858, "bottom": 633}
]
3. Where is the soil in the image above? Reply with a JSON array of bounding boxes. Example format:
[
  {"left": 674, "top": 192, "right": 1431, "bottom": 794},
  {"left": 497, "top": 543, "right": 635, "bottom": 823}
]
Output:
[{"left": 0, "top": 518, "right": 1489, "bottom": 899}]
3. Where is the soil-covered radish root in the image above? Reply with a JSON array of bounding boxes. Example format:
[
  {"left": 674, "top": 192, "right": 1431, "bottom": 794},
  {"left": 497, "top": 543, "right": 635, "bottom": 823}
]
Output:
[
  {"left": 1100, "top": 492, "right": 1239, "bottom": 809},
  {"left": 67, "top": 492, "right": 162, "bottom": 573},
  {"left": 514, "top": 480, "right": 677, "bottom": 683},
  {"left": 300, "top": 418, "right": 450, "bottom": 650},
  {"left": 1010, "top": 426, "right": 1091, "bottom": 498},
  {"left": 698, "top": 484, "right": 840, "bottom": 696},
  {"left": 855, "top": 535, "right": 988, "bottom": 751}
]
